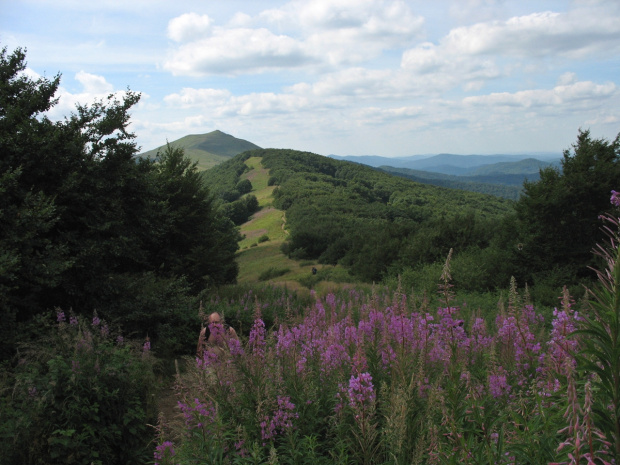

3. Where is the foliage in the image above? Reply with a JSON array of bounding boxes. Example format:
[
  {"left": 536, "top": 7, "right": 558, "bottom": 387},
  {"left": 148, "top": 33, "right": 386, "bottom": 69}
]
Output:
[
  {"left": 576, "top": 202, "right": 620, "bottom": 462},
  {"left": 0, "top": 46, "right": 239, "bottom": 357},
  {"left": 0, "top": 311, "right": 158, "bottom": 465},
  {"left": 156, "top": 271, "right": 615, "bottom": 464},
  {"left": 259, "top": 267, "right": 290, "bottom": 281},
  {"left": 513, "top": 129, "right": 620, "bottom": 287},
  {"left": 380, "top": 165, "right": 524, "bottom": 200},
  {"left": 230, "top": 148, "right": 513, "bottom": 285}
]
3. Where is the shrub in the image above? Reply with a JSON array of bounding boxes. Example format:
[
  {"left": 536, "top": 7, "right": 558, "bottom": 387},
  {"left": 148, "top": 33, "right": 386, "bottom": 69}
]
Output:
[
  {"left": 1, "top": 311, "right": 158, "bottom": 465},
  {"left": 259, "top": 267, "right": 290, "bottom": 281}
]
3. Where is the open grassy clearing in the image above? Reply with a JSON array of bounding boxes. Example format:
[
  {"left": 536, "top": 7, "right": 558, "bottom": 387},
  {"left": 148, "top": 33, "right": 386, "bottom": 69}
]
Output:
[
  {"left": 235, "top": 157, "right": 356, "bottom": 293},
  {"left": 239, "top": 207, "right": 287, "bottom": 249}
]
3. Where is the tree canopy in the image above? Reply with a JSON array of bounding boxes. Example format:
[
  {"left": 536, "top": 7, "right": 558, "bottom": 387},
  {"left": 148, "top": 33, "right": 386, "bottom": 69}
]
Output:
[
  {"left": 513, "top": 129, "right": 620, "bottom": 287},
  {"left": 0, "top": 46, "right": 239, "bottom": 355}
]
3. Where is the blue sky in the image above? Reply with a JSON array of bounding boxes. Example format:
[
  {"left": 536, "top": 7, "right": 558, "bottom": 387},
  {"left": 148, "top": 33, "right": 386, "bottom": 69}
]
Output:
[{"left": 1, "top": 0, "right": 619, "bottom": 157}]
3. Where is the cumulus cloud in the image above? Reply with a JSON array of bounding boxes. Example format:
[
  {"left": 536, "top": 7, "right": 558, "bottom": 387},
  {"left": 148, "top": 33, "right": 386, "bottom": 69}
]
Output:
[
  {"left": 75, "top": 71, "right": 114, "bottom": 94},
  {"left": 167, "top": 13, "right": 212, "bottom": 42},
  {"left": 163, "top": 0, "right": 424, "bottom": 76},
  {"left": 463, "top": 80, "right": 617, "bottom": 109},
  {"left": 45, "top": 72, "right": 128, "bottom": 121},
  {"left": 164, "top": 27, "right": 314, "bottom": 76},
  {"left": 443, "top": 9, "right": 620, "bottom": 59},
  {"left": 164, "top": 88, "right": 232, "bottom": 107}
]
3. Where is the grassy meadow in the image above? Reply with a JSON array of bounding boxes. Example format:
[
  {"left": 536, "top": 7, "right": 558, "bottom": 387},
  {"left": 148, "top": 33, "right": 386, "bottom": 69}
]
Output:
[{"left": 236, "top": 156, "right": 357, "bottom": 295}]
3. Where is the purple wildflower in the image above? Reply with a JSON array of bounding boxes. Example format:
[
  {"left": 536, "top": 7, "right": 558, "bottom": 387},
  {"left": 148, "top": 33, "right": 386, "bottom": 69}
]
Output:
[
  {"left": 611, "top": 190, "right": 620, "bottom": 207},
  {"left": 260, "top": 395, "right": 298, "bottom": 441},
  {"left": 347, "top": 372, "right": 376, "bottom": 408},
  {"left": 178, "top": 398, "right": 217, "bottom": 431},
  {"left": 69, "top": 315, "right": 78, "bottom": 326},
  {"left": 154, "top": 441, "right": 176, "bottom": 465},
  {"left": 248, "top": 318, "right": 266, "bottom": 358},
  {"left": 56, "top": 310, "right": 66, "bottom": 323},
  {"left": 489, "top": 373, "right": 511, "bottom": 398}
]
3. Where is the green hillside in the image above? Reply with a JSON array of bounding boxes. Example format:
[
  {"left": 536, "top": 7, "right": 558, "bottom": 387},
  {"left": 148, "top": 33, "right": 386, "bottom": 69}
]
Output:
[
  {"left": 139, "top": 130, "right": 261, "bottom": 170},
  {"left": 379, "top": 165, "right": 523, "bottom": 199},
  {"left": 469, "top": 157, "right": 554, "bottom": 176},
  {"left": 203, "top": 148, "right": 516, "bottom": 291}
]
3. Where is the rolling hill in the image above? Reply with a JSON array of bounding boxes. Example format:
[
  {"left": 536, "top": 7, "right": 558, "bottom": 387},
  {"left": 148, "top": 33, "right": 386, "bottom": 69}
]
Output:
[{"left": 139, "top": 130, "right": 261, "bottom": 170}]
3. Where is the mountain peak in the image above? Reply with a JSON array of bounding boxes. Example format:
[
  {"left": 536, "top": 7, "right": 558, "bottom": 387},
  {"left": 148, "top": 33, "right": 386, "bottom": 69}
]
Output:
[{"left": 139, "top": 131, "right": 261, "bottom": 170}]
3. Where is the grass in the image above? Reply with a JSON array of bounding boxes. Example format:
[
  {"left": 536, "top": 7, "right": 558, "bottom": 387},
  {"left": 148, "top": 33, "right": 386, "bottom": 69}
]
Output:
[{"left": 235, "top": 157, "right": 357, "bottom": 294}]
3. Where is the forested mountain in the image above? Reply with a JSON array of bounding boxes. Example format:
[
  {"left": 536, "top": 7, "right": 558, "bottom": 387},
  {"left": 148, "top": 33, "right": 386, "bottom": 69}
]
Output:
[
  {"left": 203, "top": 148, "right": 514, "bottom": 286},
  {"left": 205, "top": 132, "right": 620, "bottom": 299},
  {"left": 139, "top": 130, "right": 261, "bottom": 170},
  {"left": 378, "top": 166, "right": 523, "bottom": 200}
]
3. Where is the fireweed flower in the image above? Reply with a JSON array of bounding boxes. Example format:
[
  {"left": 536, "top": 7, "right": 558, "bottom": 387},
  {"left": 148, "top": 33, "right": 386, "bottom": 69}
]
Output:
[
  {"left": 154, "top": 441, "right": 177, "bottom": 465},
  {"left": 248, "top": 318, "right": 266, "bottom": 358},
  {"left": 92, "top": 314, "right": 101, "bottom": 327},
  {"left": 260, "top": 395, "right": 298, "bottom": 441},
  {"left": 347, "top": 372, "right": 376, "bottom": 409},
  {"left": 544, "top": 306, "right": 579, "bottom": 376},
  {"left": 56, "top": 310, "right": 66, "bottom": 323},
  {"left": 227, "top": 337, "right": 244, "bottom": 356},
  {"left": 178, "top": 398, "right": 217, "bottom": 430},
  {"left": 69, "top": 315, "right": 78, "bottom": 326},
  {"left": 611, "top": 190, "right": 620, "bottom": 207},
  {"left": 488, "top": 372, "right": 511, "bottom": 398}
]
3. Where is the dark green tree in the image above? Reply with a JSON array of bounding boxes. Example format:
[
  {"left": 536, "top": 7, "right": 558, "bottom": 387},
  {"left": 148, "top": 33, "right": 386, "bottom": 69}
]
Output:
[
  {"left": 513, "top": 129, "right": 620, "bottom": 286},
  {"left": 151, "top": 143, "right": 241, "bottom": 290},
  {"left": 0, "top": 46, "right": 240, "bottom": 353}
]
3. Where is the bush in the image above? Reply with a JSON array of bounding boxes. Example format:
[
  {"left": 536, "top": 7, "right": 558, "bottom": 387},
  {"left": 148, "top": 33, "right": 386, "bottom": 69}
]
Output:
[
  {"left": 258, "top": 234, "right": 270, "bottom": 243},
  {"left": 1, "top": 311, "right": 158, "bottom": 465},
  {"left": 259, "top": 267, "right": 290, "bottom": 281}
]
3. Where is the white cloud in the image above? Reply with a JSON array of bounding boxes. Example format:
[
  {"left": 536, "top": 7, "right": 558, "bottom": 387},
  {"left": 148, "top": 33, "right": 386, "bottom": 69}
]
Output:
[
  {"left": 463, "top": 80, "right": 617, "bottom": 109},
  {"left": 164, "top": 0, "right": 424, "bottom": 76},
  {"left": 167, "top": 13, "right": 212, "bottom": 42},
  {"left": 164, "top": 27, "right": 313, "bottom": 76},
  {"left": 164, "top": 88, "right": 232, "bottom": 107},
  {"left": 75, "top": 71, "right": 114, "bottom": 94},
  {"left": 443, "top": 9, "right": 620, "bottom": 59}
]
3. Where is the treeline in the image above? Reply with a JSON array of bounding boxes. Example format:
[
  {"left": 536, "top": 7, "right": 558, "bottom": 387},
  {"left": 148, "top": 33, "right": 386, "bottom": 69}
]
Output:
[
  {"left": 216, "top": 148, "right": 511, "bottom": 288},
  {"left": 201, "top": 153, "right": 261, "bottom": 225},
  {"left": 211, "top": 136, "right": 620, "bottom": 301},
  {"left": 0, "top": 47, "right": 240, "bottom": 357},
  {"left": 379, "top": 166, "right": 523, "bottom": 200}
]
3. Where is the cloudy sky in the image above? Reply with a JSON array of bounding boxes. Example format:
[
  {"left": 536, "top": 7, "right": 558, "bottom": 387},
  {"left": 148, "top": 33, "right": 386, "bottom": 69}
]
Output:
[{"left": 2, "top": 0, "right": 619, "bottom": 157}]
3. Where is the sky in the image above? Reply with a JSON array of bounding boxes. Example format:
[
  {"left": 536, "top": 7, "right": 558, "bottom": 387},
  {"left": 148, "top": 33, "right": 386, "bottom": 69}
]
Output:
[{"left": 1, "top": 0, "right": 620, "bottom": 157}]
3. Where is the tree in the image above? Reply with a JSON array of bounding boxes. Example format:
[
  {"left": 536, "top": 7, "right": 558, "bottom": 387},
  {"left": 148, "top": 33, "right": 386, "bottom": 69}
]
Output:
[
  {"left": 151, "top": 143, "right": 241, "bottom": 290},
  {"left": 0, "top": 46, "right": 240, "bottom": 352},
  {"left": 513, "top": 129, "right": 620, "bottom": 286}
]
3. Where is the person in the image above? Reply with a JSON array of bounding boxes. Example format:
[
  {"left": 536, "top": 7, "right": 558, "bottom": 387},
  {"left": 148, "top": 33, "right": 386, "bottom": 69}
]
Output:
[{"left": 196, "top": 311, "right": 238, "bottom": 356}]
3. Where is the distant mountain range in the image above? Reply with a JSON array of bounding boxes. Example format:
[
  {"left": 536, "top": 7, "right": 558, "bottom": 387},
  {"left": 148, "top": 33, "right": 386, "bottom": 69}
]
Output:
[
  {"left": 329, "top": 153, "right": 562, "bottom": 199},
  {"left": 329, "top": 153, "right": 561, "bottom": 174},
  {"left": 139, "top": 130, "right": 261, "bottom": 170},
  {"left": 140, "top": 130, "right": 562, "bottom": 199}
]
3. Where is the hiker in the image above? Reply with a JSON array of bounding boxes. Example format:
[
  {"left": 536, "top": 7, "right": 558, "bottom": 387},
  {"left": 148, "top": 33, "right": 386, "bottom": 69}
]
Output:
[{"left": 196, "top": 311, "right": 238, "bottom": 356}]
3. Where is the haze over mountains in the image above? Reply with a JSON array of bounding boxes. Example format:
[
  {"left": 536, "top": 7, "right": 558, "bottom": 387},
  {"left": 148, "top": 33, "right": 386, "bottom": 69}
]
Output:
[{"left": 141, "top": 131, "right": 562, "bottom": 199}]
